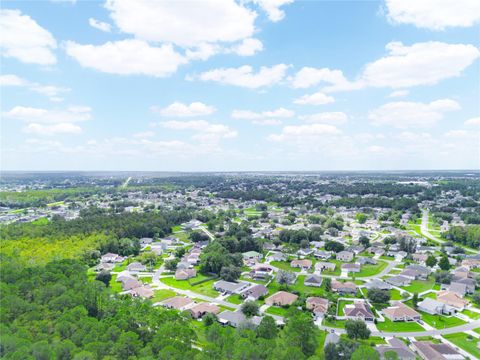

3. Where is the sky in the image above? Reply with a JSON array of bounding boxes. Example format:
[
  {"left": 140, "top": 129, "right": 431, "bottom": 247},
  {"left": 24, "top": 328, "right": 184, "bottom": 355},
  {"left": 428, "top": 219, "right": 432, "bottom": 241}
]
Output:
[{"left": 1, "top": 0, "right": 479, "bottom": 171}]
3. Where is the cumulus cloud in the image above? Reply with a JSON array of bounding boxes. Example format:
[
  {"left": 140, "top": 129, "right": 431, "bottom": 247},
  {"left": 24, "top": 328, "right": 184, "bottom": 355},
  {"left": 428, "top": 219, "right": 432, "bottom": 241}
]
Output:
[
  {"left": 299, "top": 112, "right": 348, "bottom": 125},
  {"left": 161, "top": 120, "right": 237, "bottom": 142},
  {"left": 231, "top": 38, "right": 263, "bottom": 56},
  {"left": 388, "top": 90, "right": 409, "bottom": 98},
  {"left": 465, "top": 117, "right": 480, "bottom": 126},
  {"left": 194, "top": 64, "right": 289, "bottom": 89},
  {"left": 65, "top": 40, "right": 186, "bottom": 77},
  {"left": 89, "top": 18, "right": 112, "bottom": 32},
  {"left": 290, "top": 67, "right": 355, "bottom": 90},
  {"left": 384, "top": 0, "right": 480, "bottom": 30},
  {"left": 151, "top": 102, "right": 216, "bottom": 117},
  {"left": 3, "top": 105, "right": 92, "bottom": 124},
  {"left": 0, "top": 9, "right": 57, "bottom": 65},
  {"left": 253, "top": 0, "right": 294, "bottom": 22},
  {"left": 293, "top": 91, "right": 335, "bottom": 105},
  {"left": 369, "top": 99, "right": 460, "bottom": 128},
  {"left": 23, "top": 123, "right": 82, "bottom": 135},
  {"left": 268, "top": 123, "right": 340, "bottom": 142},
  {"left": 232, "top": 107, "right": 294, "bottom": 119},
  {"left": 0, "top": 74, "right": 70, "bottom": 101}
]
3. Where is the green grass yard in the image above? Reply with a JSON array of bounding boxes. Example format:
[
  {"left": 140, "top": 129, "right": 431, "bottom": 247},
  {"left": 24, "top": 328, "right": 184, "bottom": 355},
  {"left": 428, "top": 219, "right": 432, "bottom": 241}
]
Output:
[
  {"left": 418, "top": 311, "right": 467, "bottom": 329},
  {"left": 160, "top": 276, "right": 219, "bottom": 298},
  {"left": 461, "top": 309, "right": 480, "bottom": 320},
  {"left": 402, "top": 279, "right": 435, "bottom": 294},
  {"left": 265, "top": 306, "right": 289, "bottom": 317},
  {"left": 356, "top": 260, "right": 388, "bottom": 277},
  {"left": 375, "top": 318, "right": 425, "bottom": 332},
  {"left": 390, "top": 289, "right": 403, "bottom": 300},
  {"left": 151, "top": 289, "right": 176, "bottom": 303},
  {"left": 270, "top": 261, "right": 301, "bottom": 272},
  {"left": 443, "top": 333, "right": 480, "bottom": 359}
]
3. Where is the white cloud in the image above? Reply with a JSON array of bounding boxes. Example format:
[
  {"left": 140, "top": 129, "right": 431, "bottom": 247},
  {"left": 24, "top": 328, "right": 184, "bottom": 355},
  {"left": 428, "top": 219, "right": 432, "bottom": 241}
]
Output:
[
  {"left": 385, "top": 0, "right": 480, "bottom": 30},
  {"left": 293, "top": 91, "right": 335, "bottom": 105},
  {"left": 89, "top": 18, "right": 112, "bottom": 32},
  {"left": 161, "top": 120, "right": 237, "bottom": 141},
  {"left": 290, "top": 67, "right": 353, "bottom": 89},
  {"left": 443, "top": 129, "right": 477, "bottom": 139},
  {"left": 194, "top": 64, "right": 289, "bottom": 89},
  {"left": 0, "top": 9, "right": 57, "bottom": 65},
  {"left": 360, "top": 41, "right": 480, "bottom": 89},
  {"left": 369, "top": 99, "right": 460, "bottom": 128},
  {"left": 105, "top": 0, "right": 256, "bottom": 47},
  {"left": 232, "top": 107, "right": 294, "bottom": 119},
  {"left": 152, "top": 102, "right": 216, "bottom": 117},
  {"left": 185, "top": 43, "right": 220, "bottom": 61},
  {"left": 465, "top": 117, "right": 480, "bottom": 126},
  {"left": 133, "top": 131, "right": 155, "bottom": 138},
  {"left": 23, "top": 123, "right": 82, "bottom": 135},
  {"left": 299, "top": 112, "right": 348, "bottom": 125},
  {"left": 231, "top": 38, "right": 263, "bottom": 56},
  {"left": 0, "top": 74, "right": 70, "bottom": 101},
  {"left": 65, "top": 39, "right": 186, "bottom": 77},
  {"left": 388, "top": 90, "right": 409, "bottom": 98},
  {"left": 3, "top": 105, "right": 92, "bottom": 124},
  {"left": 253, "top": 0, "right": 294, "bottom": 22},
  {"left": 367, "top": 145, "right": 385, "bottom": 153},
  {"left": 268, "top": 123, "right": 340, "bottom": 142}
]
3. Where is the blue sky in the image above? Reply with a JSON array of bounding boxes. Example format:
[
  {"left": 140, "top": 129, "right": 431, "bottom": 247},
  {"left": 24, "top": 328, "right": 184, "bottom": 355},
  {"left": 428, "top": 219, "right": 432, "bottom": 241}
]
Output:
[{"left": 1, "top": 0, "right": 479, "bottom": 171}]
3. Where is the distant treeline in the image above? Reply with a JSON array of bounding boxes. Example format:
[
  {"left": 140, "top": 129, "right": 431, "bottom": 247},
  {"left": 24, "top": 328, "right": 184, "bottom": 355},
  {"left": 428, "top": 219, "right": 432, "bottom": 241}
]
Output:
[{"left": 444, "top": 225, "right": 480, "bottom": 249}]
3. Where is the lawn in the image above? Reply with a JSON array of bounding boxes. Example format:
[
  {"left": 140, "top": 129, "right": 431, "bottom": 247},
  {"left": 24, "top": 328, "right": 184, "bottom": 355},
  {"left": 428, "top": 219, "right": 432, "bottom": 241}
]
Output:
[
  {"left": 140, "top": 276, "right": 153, "bottom": 284},
  {"left": 171, "top": 225, "right": 182, "bottom": 232},
  {"left": 375, "top": 318, "right": 425, "bottom": 332},
  {"left": 402, "top": 279, "right": 435, "bottom": 294},
  {"left": 173, "top": 231, "right": 189, "bottom": 242},
  {"left": 113, "top": 261, "right": 128, "bottom": 272},
  {"left": 461, "top": 309, "right": 480, "bottom": 320},
  {"left": 151, "top": 289, "right": 176, "bottom": 303},
  {"left": 337, "top": 300, "right": 354, "bottom": 316},
  {"left": 322, "top": 318, "right": 346, "bottom": 329},
  {"left": 390, "top": 289, "right": 403, "bottom": 300},
  {"left": 109, "top": 275, "right": 123, "bottom": 293},
  {"left": 321, "top": 259, "right": 342, "bottom": 276},
  {"left": 356, "top": 260, "right": 388, "bottom": 277},
  {"left": 474, "top": 328, "right": 480, "bottom": 335},
  {"left": 226, "top": 295, "right": 243, "bottom": 305},
  {"left": 265, "top": 306, "right": 289, "bottom": 317},
  {"left": 160, "top": 276, "right": 219, "bottom": 298},
  {"left": 443, "top": 333, "right": 480, "bottom": 359},
  {"left": 270, "top": 261, "right": 301, "bottom": 273},
  {"left": 418, "top": 311, "right": 467, "bottom": 329}
]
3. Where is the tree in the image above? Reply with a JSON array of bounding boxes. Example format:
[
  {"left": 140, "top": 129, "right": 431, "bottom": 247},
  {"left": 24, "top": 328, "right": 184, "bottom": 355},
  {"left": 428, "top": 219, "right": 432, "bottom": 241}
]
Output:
[
  {"left": 439, "top": 255, "right": 451, "bottom": 271},
  {"left": 220, "top": 265, "right": 241, "bottom": 282},
  {"left": 324, "top": 277, "right": 331, "bottom": 292},
  {"left": 345, "top": 320, "right": 370, "bottom": 340},
  {"left": 241, "top": 301, "right": 259, "bottom": 317},
  {"left": 367, "top": 288, "right": 390, "bottom": 304},
  {"left": 324, "top": 342, "right": 339, "bottom": 360},
  {"left": 351, "top": 345, "right": 380, "bottom": 360},
  {"left": 164, "top": 259, "right": 178, "bottom": 271},
  {"left": 434, "top": 271, "right": 452, "bottom": 284},
  {"left": 276, "top": 270, "right": 296, "bottom": 287},
  {"left": 257, "top": 316, "right": 278, "bottom": 339},
  {"left": 426, "top": 255, "right": 437, "bottom": 268},
  {"left": 325, "top": 241, "right": 345, "bottom": 253},
  {"left": 412, "top": 293, "right": 419, "bottom": 308},
  {"left": 95, "top": 271, "right": 112, "bottom": 287},
  {"left": 472, "top": 292, "right": 480, "bottom": 306},
  {"left": 356, "top": 213, "right": 367, "bottom": 224},
  {"left": 359, "top": 235, "right": 370, "bottom": 247},
  {"left": 203, "top": 313, "right": 217, "bottom": 326},
  {"left": 283, "top": 312, "right": 319, "bottom": 357}
]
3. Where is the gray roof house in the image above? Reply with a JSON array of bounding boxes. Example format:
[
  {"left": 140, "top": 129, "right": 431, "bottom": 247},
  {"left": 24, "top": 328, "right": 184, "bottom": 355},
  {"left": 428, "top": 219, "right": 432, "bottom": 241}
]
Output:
[
  {"left": 364, "top": 279, "right": 392, "bottom": 290},
  {"left": 336, "top": 251, "right": 354, "bottom": 262},
  {"left": 304, "top": 274, "right": 323, "bottom": 287},
  {"left": 376, "top": 338, "right": 416, "bottom": 360},
  {"left": 240, "top": 284, "right": 268, "bottom": 300},
  {"left": 417, "top": 298, "right": 455, "bottom": 315},
  {"left": 126, "top": 262, "right": 147, "bottom": 272},
  {"left": 385, "top": 275, "right": 411, "bottom": 287},
  {"left": 217, "top": 310, "right": 262, "bottom": 328},
  {"left": 213, "top": 280, "right": 249, "bottom": 294}
]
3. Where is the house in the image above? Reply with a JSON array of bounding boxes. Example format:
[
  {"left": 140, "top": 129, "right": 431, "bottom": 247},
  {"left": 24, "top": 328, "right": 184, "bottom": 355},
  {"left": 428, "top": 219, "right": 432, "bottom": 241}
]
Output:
[
  {"left": 446, "top": 282, "right": 468, "bottom": 297},
  {"left": 161, "top": 296, "right": 194, "bottom": 311},
  {"left": 175, "top": 268, "right": 197, "bottom": 280},
  {"left": 176, "top": 261, "right": 191, "bottom": 270},
  {"left": 265, "top": 291, "right": 298, "bottom": 306},
  {"left": 412, "top": 341, "right": 465, "bottom": 360},
  {"left": 405, "top": 265, "right": 430, "bottom": 279},
  {"left": 347, "top": 245, "right": 365, "bottom": 255},
  {"left": 240, "top": 284, "right": 268, "bottom": 301},
  {"left": 242, "top": 251, "right": 263, "bottom": 261},
  {"left": 306, "top": 297, "right": 329, "bottom": 318},
  {"left": 314, "top": 250, "right": 333, "bottom": 259},
  {"left": 126, "top": 262, "right": 147, "bottom": 272},
  {"left": 250, "top": 264, "right": 274, "bottom": 279},
  {"left": 315, "top": 261, "right": 336, "bottom": 273},
  {"left": 341, "top": 263, "right": 361, "bottom": 273},
  {"left": 364, "top": 279, "right": 392, "bottom": 291},
  {"left": 189, "top": 303, "right": 220, "bottom": 319},
  {"left": 382, "top": 302, "right": 421, "bottom": 322},
  {"left": 310, "top": 241, "right": 325, "bottom": 249},
  {"left": 344, "top": 302, "right": 374, "bottom": 322},
  {"left": 436, "top": 291, "right": 468, "bottom": 310},
  {"left": 297, "top": 248, "right": 314, "bottom": 257},
  {"left": 304, "top": 274, "right": 323, "bottom": 287},
  {"left": 217, "top": 310, "right": 263, "bottom": 328},
  {"left": 399, "top": 269, "right": 423, "bottom": 280},
  {"left": 413, "top": 253, "right": 428, "bottom": 265},
  {"left": 336, "top": 251, "right": 354, "bottom": 262},
  {"left": 119, "top": 276, "right": 142, "bottom": 291},
  {"left": 131, "top": 286, "right": 154, "bottom": 299},
  {"left": 449, "top": 278, "right": 476, "bottom": 294},
  {"left": 291, "top": 259, "right": 312, "bottom": 270},
  {"left": 267, "top": 251, "right": 286, "bottom": 262},
  {"left": 101, "top": 253, "right": 124, "bottom": 263},
  {"left": 355, "top": 256, "right": 376, "bottom": 265},
  {"left": 140, "top": 237, "right": 153, "bottom": 246},
  {"left": 385, "top": 275, "right": 411, "bottom": 287},
  {"left": 418, "top": 298, "right": 455, "bottom": 315},
  {"left": 376, "top": 338, "right": 416, "bottom": 360},
  {"left": 331, "top": 279, "right": 357, "bottom": 295},
  {"left": 213, "top": 280, "right": 249, "bottom": 294},
  {"left": 462, "top": 258, "right": 480, "bottom": 269}
]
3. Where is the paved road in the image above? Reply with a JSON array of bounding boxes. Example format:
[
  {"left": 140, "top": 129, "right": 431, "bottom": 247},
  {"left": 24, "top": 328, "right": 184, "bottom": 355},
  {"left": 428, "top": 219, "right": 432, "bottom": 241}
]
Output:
[{"left": 200, "top": 227, "right": 215, "bottom": 241}]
